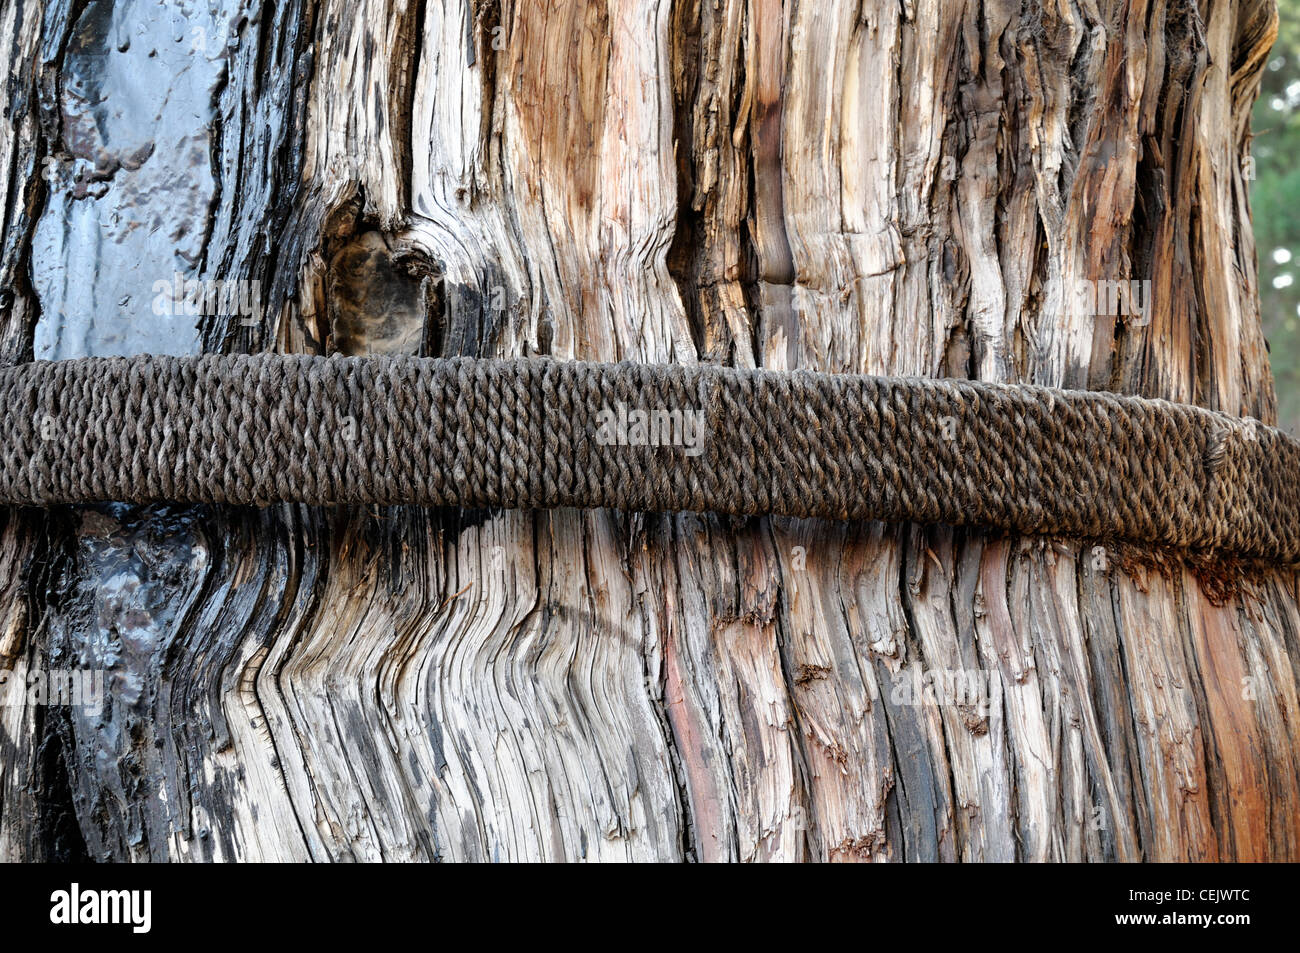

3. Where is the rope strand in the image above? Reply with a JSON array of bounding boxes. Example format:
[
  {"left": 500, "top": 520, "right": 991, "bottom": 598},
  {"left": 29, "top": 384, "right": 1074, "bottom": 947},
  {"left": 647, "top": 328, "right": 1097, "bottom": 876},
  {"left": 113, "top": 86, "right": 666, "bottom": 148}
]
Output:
[{"left": 2, "top": 354, "right": 1297, "bottom": 562}]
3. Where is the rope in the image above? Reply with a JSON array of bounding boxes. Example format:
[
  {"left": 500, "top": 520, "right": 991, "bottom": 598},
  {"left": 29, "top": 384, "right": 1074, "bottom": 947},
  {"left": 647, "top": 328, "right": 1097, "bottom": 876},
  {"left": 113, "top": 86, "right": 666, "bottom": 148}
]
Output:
[{"left": 1, "top": 353, "right": 1297, "bottom": 562}]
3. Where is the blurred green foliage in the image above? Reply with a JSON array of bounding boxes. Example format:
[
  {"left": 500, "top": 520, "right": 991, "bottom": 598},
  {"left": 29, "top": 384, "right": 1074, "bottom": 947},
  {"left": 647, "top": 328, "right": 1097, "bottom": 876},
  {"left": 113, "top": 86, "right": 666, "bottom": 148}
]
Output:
[{"left": 1251, "top": 0, "right": 1300, "bottom": 433}]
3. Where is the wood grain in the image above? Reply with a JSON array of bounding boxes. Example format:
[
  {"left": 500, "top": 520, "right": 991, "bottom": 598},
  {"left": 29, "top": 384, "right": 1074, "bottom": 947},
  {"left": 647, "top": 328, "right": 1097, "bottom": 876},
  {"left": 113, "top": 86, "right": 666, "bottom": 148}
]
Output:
[{"left": 0, "top": 0, "right": 1297, "bottom": 862}]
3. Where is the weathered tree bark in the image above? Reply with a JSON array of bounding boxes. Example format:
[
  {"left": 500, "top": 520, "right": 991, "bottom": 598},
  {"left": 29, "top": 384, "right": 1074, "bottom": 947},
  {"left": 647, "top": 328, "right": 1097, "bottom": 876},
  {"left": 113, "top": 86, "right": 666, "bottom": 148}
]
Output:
[{"left": 1, "top": 0, "right": 1297, "bottom": 862}]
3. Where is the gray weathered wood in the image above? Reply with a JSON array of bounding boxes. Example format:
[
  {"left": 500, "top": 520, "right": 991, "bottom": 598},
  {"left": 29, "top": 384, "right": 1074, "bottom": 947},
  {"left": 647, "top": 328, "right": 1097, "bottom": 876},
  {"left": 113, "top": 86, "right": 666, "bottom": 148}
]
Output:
[{"left": 1, "top": 0, "right": 1298, "bottom": 862}]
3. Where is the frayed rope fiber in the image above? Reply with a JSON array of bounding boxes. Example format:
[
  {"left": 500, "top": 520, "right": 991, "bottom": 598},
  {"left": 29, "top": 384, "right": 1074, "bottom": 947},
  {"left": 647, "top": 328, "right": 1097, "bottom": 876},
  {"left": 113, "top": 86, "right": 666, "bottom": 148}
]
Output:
[{"left": 1, "top": 353, "right": 1298, "bottom": 562}]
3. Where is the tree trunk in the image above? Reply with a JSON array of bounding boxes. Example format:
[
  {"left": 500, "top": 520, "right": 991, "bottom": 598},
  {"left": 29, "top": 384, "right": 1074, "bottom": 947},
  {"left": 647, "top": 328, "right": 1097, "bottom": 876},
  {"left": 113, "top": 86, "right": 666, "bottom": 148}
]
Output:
[{"left": 1, "top": 0, "right": 1297, "bottom": 862}]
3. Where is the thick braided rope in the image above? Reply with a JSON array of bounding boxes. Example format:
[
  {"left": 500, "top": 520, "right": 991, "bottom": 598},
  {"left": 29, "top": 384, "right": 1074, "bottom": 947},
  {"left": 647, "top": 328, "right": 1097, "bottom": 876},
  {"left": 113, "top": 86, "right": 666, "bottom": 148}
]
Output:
[{"left": 1, "top": 354, "right": 1297, "bottom": 563}]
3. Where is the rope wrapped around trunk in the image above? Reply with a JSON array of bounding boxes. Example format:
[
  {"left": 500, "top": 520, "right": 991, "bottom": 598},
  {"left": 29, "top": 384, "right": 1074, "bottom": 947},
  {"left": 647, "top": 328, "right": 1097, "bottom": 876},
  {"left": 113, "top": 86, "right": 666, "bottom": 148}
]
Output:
[{"left": 1, "top": 353, "right": 1297, "bottom": 563}]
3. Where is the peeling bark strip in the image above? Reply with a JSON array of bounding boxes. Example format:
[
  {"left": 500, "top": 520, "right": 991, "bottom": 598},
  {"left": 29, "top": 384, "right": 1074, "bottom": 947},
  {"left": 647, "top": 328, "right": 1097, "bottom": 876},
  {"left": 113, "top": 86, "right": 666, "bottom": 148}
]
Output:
[
  {"left": 3, "top": 354, "right": 1299, "bottom": 563},
  {"left": 1, "top": 0, "right": 1299, "bottom": 862}
]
